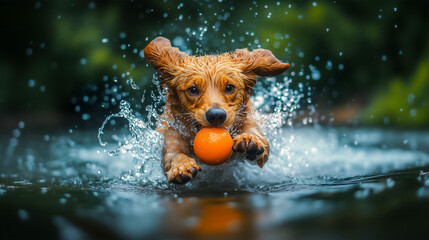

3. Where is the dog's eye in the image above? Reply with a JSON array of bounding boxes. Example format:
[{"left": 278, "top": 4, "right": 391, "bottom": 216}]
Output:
[
  {"left": 187, "top": 87, "right": 199, "bottom": 96},
  {"left": 225, "top": 84, "right": 236, "bottom": 94}
]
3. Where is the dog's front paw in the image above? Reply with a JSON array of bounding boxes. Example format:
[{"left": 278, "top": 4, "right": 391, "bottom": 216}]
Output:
[
  {"left": 232, "top": 133, "right": 269, "bottom": 168},
  {"left": 166, "top": 154, "right": 202, "bottom": 185}
]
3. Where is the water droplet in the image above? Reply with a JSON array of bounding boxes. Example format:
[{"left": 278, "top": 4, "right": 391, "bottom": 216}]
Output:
[
  {"left": 88, "top": 1, "right": 95, "bottom": 9},
  {"left": 408, "top": 94, "right": 415, "bottom": 105},
  {"left": 384, "top": 117, "right": 390, "bottom": 125},
  {"left": 82, "top": 113, "right": 91, "bottom": 120},
  {"left": 26, "top": 48, "right": 33, "bottom": 56},
  {"left": 127, "top": 78, "right": 140, "bottom": 90},
  {"left": 17, "top": 209, "right": 29, "bottom": 221},
  {"left": 311, "top": 69, "right": 321, "bottom": 80},
  {"left": 28, "top": 79, "right": 36, "bottom": 87},
  {"left": 309, "top": 65, "right": 321, "bottom": 80},
  {"left": 101, "top": 38, "right": 109, "bottom": 43},
  {"left": 173, "top": 36, "right": 185, "bottom": 47},
  {"left": 325, "top": 60, "right": 333, "bottom": 70},
  {"left": 119, "top": 100, "right": 131, "bottom": 111},
  {"left": 13, "top": 129, "right": 20, "bottom": 138}
]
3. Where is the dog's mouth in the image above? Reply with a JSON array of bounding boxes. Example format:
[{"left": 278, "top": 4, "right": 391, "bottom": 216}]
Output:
[
  {"left": 195, "top": 118, "right": 227, "bottom": 129},
  {"left": 199, "top": 118, "right": 233, "bottom": 129},
  {"left": 207, "top": 122, "right": 225, "bottom": 128}
]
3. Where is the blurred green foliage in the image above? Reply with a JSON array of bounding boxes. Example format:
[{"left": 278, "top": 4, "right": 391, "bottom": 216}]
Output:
[
  {"left": 364, "top": 47, "right": 429, "bottom": 126},
  {"left": 0, "top": 0, "right": 428, "bottom": 128}
]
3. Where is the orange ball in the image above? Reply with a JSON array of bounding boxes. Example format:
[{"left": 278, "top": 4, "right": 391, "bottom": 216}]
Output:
[{"left": 193, "top": 127, "right": 233, "bottom": 165}]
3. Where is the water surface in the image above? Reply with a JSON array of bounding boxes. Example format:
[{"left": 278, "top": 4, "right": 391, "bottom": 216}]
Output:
[{"left": 1, "top": 127, "right": 428, "bottom": 239}]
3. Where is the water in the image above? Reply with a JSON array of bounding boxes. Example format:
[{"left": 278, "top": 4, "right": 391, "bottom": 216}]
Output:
[
  {"left": 2, "top": 64, "right": 429, "bottom": 239},
  {"left": 2, "top": 1, "right": 428, "bottom": 238},
  {"left": 3, "top": 38, "right": 429, "bottom": 240},
  {"left": 1, "top": 125, "right": 429, "bottom": 239}
]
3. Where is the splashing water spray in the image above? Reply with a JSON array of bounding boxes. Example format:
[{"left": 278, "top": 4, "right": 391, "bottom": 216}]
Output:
[{"left": 98, "top": 69, "right": 307, "bottom": 189}]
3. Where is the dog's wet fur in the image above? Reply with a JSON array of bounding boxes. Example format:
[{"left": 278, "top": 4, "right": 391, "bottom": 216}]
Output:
[{"left": 144, "top": 37, "right": 290, "bottom": 184}]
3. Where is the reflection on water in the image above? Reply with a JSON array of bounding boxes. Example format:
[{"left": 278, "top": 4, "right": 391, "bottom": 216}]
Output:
[{"left": 1, "top": 128, "right": 429, "bottom": 239}]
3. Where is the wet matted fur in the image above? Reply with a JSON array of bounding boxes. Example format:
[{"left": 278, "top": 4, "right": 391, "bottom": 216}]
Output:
[{"left": 144, "top": 37, "right": 290, "bottom": 184}]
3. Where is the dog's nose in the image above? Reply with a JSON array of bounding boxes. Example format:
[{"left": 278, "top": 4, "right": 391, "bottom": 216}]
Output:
[{"left": 205, "top": 108, "right": 227, "bottom": 125}]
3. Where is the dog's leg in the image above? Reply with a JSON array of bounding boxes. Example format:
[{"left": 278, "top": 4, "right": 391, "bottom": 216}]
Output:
[
  {"left": 232, "top": 116, "right": 269, "bottom": 168},
  {"left": 163, "top": 129, "right": 201, "bottom": 184}
]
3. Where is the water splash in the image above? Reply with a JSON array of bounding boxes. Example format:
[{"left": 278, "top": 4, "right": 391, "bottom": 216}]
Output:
[
  {"left": 92, "top": 68, "right": 419, "bottom": 190},
  {"left": 98, "top": 98, "right": 166, "bottom": 186},
  {"left": 96, "top": 73, "right": 429, "bottom": 190},
  {"left": 97, "top": 70, "right": 307, "bottom": 188}
]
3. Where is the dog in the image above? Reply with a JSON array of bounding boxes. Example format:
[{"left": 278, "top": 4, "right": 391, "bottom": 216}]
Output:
[{"left": 144, "top": 37, "right": 290, "bottom": 184}]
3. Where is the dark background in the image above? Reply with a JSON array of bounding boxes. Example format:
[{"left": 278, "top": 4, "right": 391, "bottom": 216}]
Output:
[{"left": 0, "top": 0, "right": 428, "bottom": 130}]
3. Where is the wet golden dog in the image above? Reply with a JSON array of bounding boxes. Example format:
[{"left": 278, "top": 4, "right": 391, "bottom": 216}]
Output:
[{"left": 144, "top": 37, "right": 290, "bottom": 184}]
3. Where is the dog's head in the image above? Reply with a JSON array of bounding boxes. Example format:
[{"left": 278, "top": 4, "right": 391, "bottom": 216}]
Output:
[{"left": 144, "top": 37, "right": 289, "bottom": 129}]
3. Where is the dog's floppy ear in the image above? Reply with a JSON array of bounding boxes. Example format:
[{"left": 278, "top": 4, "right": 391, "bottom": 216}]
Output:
[
  {"left": 232, "top": 48, "right": 290, "bottom": 87},
  {"left": 144, "top": 37, "right": 186, "bottom": 85}
]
